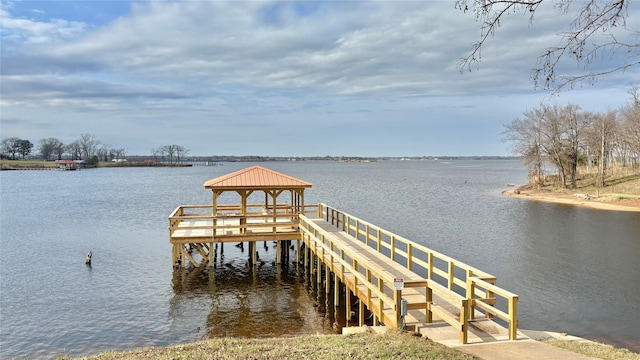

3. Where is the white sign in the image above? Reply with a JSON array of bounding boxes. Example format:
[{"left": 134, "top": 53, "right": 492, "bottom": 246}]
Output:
[{"left": 393, "top": 278, "right": 404, "bottom": 290}]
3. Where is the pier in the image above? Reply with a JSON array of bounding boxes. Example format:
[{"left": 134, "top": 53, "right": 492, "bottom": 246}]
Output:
[{"left": 169, "top": 166, "right": 518, "bottom": 344}]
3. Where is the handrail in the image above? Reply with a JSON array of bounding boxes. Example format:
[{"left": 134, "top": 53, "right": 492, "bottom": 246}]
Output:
[
  {"left": 318, "top": 203, "right": 518, "bottom": 339},
  {"left": 299, "top": 216, "right": 400, "bottom": 327},
  {"left": 468, "top": 277, "right": 519, "bottom": 340}
]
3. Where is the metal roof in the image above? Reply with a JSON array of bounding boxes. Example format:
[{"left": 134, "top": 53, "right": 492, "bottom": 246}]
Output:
[{"left": 203, "top": 165, "right": 313, "bottom": 190}]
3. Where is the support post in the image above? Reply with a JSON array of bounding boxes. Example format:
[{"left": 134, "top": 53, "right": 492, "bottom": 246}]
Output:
[{"left": 509, "top": 296, "right": 519, "bottom": 340}]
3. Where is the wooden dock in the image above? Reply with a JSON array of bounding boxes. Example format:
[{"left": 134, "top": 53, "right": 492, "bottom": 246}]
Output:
[{"left": 168, "top": 166, "right": 518, "bottom": 344}]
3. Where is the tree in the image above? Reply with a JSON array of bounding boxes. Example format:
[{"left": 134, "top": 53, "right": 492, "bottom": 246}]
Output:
[
  {"left": 77, "top": 134, "right": 101, "bottom": 160},
  {"left": 1, "top": 137, "right": 21, "bottom": 160},
  {"left": 505, "top": 102, "right": 595, "bottom": 189},
  {"left": 591, "top": 111, "right": 618, "bottom": 187},
  {"left": 66, "top": 141, "right": 82, "bottom": 160},
  {"left": 96, "top": 145, "right": 112, "bottom": 162},
  {"left": 16, "top": 139, "right": 33, "bottom": 159},
  {"left": 153, "top": 144, "right": 190, "bottom": 164},
  {"left": 38, "top": 138, "right": 64, "bottom": 160},
  {"left": 503, "top": 106, "right": 545, "bottom": 188},
  {"left": 53, "top": 139, "right": 65, "bottom": 160},
  {"left": 456, "top": 0, "right": 638, "bottom": 91},
  {"left": 620, "top": 86, "right": 640, "bottom": 165}
]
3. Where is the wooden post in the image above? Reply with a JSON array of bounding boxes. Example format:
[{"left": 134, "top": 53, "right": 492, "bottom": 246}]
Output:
[
  {"left": 509, "top": 296, "right": 519, "bottom": 340},
  {"left": 346, "top": 288, "right": 351, "bottom": 327},
  {"left": 394, "top": 289, "right": 402, "bottom": 329},
  {"left": 460, "top": 299, "right": 469, "bottom": 344},
  {"left": 466, "top": 275, "right": 475, "bottom": 320},
  {"left": 365, "top": 225, "right": 370, "bottom": 246},
  {"left": 426, "top": 285, "right": 433, "bottom": 323},
  {"left": 391, "top": 236, "right": 396, "bottom": 261},
  {"left": 378, "top": 278, "right": 384, "bottom": 324},
  {"left": 407, "top": 243, "right": 413, "bottom": 270},
  {"left": 334, "top": 273, "right": 340, "bottom": 310},
  {"left": 359, "top": 295, "right": 365, "bottom": 326},
  {"left": 448, "top": 261, "right": 455, "bottom": 290}
]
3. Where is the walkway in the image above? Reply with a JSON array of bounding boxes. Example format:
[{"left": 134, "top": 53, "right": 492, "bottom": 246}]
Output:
[{"left": 300, "top": 204, "right": 519, "bottom": 345}]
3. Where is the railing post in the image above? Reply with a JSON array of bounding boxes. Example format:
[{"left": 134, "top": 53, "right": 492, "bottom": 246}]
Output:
[
  {"left": 391, "top": 236, "right": 396, "bottom": 261},
  {"left": 407, "top": 243, "right": 413, "bottom": 270},
  {"left": 365, "top": 225, "right": 370, "bottom": 246},
  {"left": 448, "top": 261, "right": 455, "bottom": 290},
  {"left": 378, "top": 278, "right": 384, "bottom": 324},
  {"left": 394, "top": 289, "right": 402, "bottom": 329},
  {"left": 509, "top": 296, "right": 519, "bottom": 340},
  {"left": 466, "top": 276, "right": 475, "bottom": 320},
  {"left": 426, "top": 285, "right": 433, "bottom": 323},
  {"left": 427, "top": 252, "right": 433, "bottom": 280},
  {"left": 460, "top": 299, "right": 469, "bottom": 344}
]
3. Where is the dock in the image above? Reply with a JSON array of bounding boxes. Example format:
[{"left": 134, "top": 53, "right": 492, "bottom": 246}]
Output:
[{"left": 169, "top": 166, "right": 518, "bottom": 345}]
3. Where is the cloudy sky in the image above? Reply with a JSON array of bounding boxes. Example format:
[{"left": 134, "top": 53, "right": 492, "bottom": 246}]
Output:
[{"left": 1, "top": 1, "right": 639, "bottom": 157}]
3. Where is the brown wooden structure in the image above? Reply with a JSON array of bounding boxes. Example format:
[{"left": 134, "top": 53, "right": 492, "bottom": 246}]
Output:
[
  {"left": 168, "top": 166, "right": 519, "bottom": 344},
  {"left": 169, "top": 166, "right": 315, "bottom": 267}
]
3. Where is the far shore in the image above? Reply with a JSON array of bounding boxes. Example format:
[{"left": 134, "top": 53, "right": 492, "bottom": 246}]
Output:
[{"left": 504, "top": 187, "right": 640, "bottom": 213}]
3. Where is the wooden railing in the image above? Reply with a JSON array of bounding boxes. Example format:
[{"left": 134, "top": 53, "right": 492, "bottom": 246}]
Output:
[
  {"left": 299, "top": 216, "right": 402, "bottom": 328},
  {"left": 169, "top": 204, "right": 319, "bottom": 241},
  {"left": 317, "top": 203, "right": 519, "bottom": 340}
]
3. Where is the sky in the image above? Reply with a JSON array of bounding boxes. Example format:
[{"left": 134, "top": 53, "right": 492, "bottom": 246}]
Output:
[{"left": 1, "top": 0, "right": 639, "bottom": 157}]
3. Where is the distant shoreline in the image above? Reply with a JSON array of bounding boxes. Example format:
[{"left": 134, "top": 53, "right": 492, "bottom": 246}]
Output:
[{"left": 503, "top": 188, "right": 640, "bottom": 213}]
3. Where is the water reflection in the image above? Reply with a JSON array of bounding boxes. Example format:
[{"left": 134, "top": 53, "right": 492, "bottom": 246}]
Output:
[{"left": 169, "top": 246, "right": 340, "bottom": 340}]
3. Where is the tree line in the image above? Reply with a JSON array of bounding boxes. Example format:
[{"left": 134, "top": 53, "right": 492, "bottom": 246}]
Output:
[
  {"left": 503, "top": 87, "right": 640, "bottom": 189},
  {"left": 1, "top": 134, "right": 190, "bottom": 165}
]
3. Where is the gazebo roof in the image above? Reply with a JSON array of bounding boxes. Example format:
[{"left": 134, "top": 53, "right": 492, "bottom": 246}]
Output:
[{"left": 203, "top": 165, "right": 313, "bottom": 190}]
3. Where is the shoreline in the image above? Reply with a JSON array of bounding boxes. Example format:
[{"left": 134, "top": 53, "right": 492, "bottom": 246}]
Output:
[{"left": 503, "top": 188, "right": 640, "bottom": 213}]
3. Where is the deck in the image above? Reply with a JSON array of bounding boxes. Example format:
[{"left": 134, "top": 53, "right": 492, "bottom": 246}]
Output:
[{"left": 169, "top": 202, "right": 518, "bottom": 344}]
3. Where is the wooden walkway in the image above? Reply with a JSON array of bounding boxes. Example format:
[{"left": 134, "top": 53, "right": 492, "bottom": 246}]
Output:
[
  {"left": 298, "top": 204, "right": 519, "bottom": 344},
  {"left": 169, "top": 203, "right": 518, "bottom": 344}
]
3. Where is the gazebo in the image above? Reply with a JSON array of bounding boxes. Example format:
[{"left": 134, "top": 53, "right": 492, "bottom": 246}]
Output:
[{"left": 169, "top": 166, "right": 313, "bottom": 268}]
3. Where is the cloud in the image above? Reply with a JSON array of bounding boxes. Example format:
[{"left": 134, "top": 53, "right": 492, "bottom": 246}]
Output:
[{"left": 1, "top": 0, "right": 638, "bottom": 156}]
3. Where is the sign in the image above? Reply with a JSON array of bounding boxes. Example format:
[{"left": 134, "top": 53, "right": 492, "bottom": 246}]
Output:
[{"left": 393, "top": 278, "right": 404, "bottom": 290}]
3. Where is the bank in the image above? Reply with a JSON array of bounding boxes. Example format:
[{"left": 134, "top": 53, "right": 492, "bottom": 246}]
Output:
[
  {"left": 64, "top": 329, "right": 640, "bottom": 360},
  {"left": 503, "top": 175, "right": 640, "bottom": 212}
]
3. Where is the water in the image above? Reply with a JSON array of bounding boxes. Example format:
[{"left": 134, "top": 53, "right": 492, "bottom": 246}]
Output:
[{"left": 1, "top": 160, "right": 638, "bottom": 358}]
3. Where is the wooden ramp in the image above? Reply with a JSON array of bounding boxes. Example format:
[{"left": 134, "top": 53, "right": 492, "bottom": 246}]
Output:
[{"left": 300, "top": 205, "right": 519, "bottom": 344}]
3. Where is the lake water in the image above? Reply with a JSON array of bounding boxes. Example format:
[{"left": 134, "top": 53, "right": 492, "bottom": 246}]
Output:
[{"left": 1, "top": 160, "right": 638, "bottom": 358}]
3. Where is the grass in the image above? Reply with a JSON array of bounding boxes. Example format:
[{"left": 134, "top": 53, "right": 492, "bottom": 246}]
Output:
[
  {"left": 0, "top": 159, "right": 188, "bottom": 169},
  {"left": 0, "top": 159, "right": 59, "bottom": 169},
  {"left": 544, "top": 339, "right": 640, "bottom": 360},
  {"left": 59, "top": 332, "right": 478, "bottom": 360}
]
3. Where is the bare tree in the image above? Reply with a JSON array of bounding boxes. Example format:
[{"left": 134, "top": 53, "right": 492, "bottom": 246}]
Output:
[
  {"left": 96, "top": 145, "right": 112, "bottom": 162},
  {"left": 77, "top": 134, "right": 101, "bottom": 160},
  {"left": 592, "top": 111, "right": 618, "bottom": 187},
  {"left": 505, "top": 102, "right": 595, "bottom": 189},
  {"left": 503, "top": 106, "right": 545, "bottom": 188},
  {"left": 175, "top": 145, "right": 189, "bottom": 163},
  {"left": 66, "top": 141, "right": 82, "bottom": 160},
  {"left": 456, "top": 0, "right": 638, "bottom": 91},
  {"left": 620, "top": 86, "right": 640, "bottom": 167},
  {"left": 38, "top": 138, "right": 64, "bottom": 160},
  {"left": 1, "top": 137, "right": 21, "bottom": 160},
  {"left": 562, "top": 104, "right": 590, "bottom": 188}
]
